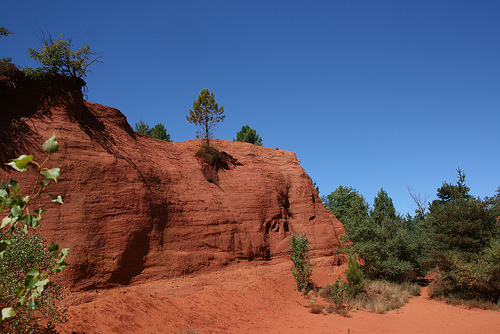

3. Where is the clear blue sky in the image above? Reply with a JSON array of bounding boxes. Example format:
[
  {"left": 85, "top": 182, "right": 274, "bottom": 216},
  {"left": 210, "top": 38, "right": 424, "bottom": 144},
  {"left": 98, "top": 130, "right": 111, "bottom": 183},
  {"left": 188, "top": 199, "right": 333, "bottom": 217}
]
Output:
[{"left": 2, "top": 1, "right": 499, "bottom": 215}]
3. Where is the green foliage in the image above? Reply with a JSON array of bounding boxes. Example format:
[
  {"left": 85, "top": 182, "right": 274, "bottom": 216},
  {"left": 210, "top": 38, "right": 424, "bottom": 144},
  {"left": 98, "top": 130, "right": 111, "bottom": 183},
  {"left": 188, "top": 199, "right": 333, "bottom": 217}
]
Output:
[
  {"left": 134, "top": 119, "right": 150, "bottom": 135},
  {"left": 24, "top": 32, "right": 101, "bottom": 80},
  {"left": 233, "top": 125, "right": 263, "bottom": 146},
  {"left": 289, "top": 233, "right": 313, "bottom": 292},
  {"left": 0, "top": 27, "right": 13, "bottom": 65},
  {"left": 0, "top": 230, "right": 67, "bottom": 333},
  {"left": 344, "top": 254, "right": 365, "bottom": 297},
  {"left": 370, "top": 188, "right": 396, "bottom": 224},
  {"left": 322, "top": 185, "right": 369, "bottom": 236},
  {"left": 425, "top": 170, "right": 499, "bottom": 303},
  {"left": 149, "top": 123, "right": 172, "bottom": 142},
  {"left": 325, "top": 185, "right": 429, "bottom": 282},
  {"left": 0, "top": 27, "right": 13, "bottom": 37},
  {"left": 134, "top": 120, "right": 172, "bottom": 142},
  {"left": 186, "top": 88, "right": 225, "bottom": 147},
  {"left": 0, "top": 133, "right": 68, "bottom": 330}
]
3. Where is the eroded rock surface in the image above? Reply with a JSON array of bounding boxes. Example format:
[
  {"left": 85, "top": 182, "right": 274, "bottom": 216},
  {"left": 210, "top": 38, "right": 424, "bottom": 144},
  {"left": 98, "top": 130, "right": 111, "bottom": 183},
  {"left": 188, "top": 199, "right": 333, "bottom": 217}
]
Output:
[{"left": 0, "top": 70, "right": 345, "bottom": 290}]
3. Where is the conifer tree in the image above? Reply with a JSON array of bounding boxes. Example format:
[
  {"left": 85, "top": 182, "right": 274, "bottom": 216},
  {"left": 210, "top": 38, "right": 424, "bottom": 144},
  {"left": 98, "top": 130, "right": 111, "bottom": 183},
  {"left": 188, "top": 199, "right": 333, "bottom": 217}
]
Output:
[
  {"left": 186, "top": 89, "right": 225, "bottom": 148},
  {"left": 233, "top": 125, "right": 263, "bottom": 146}
]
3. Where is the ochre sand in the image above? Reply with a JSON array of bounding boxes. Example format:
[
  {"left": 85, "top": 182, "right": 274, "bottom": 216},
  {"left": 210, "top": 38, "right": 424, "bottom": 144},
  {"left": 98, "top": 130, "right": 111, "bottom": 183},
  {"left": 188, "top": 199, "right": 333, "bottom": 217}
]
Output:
[{"left": 58, "top": 257, "right": 500, "bottom": 334}]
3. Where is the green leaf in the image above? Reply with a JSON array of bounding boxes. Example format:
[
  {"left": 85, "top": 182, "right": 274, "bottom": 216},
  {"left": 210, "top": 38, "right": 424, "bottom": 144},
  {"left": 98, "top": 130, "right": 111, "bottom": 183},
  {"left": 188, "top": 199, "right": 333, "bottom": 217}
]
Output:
[
  {"left": 1, "top": 216, "right": 14, "bottom": 229},
  {"left": 0, "top": 240, "right": 10, "bottom": 258},
  {"left": 26, "top": 299, "right": 36, "bottom": 310},
  {"left": 17, "top": 295, "right": 26, "bottom": 306},
  {"left": 40, "top": 168, "right": 60, "bottom": 182},
  {"left": 24, "top": 275, "right": 39, "bottom": 290},
  {"left": 8, "top": 178, "right": 19, "bottom": 192},
  {"left": 6, "top": 155, "right": 33, "bottom": 172},
  {"left": 15, "top": 286, "right": 25, "bottom": 298},
  {"left": 42, "top": 132, "right": 59, "bottom": 154},
  {"left": 48, "top": 242, "right": 59, "bottom": 251},
  {"left": 10, "top": 205, "right": 23, "bottom": 217},
  {"left": 21, "top": 214, "right": 39, "bottom": 228},
  {"left": 1, "top": 307, "right": 16, "bottom": 321},
  {"left": 27, "top": 267, "right": 40, "bottom": 277},
  {"left": 35, "top": 278, "right": 50, "bottom": 287},
  {"left": 51, "top": 195, "right": 63, "bottom": 204}
]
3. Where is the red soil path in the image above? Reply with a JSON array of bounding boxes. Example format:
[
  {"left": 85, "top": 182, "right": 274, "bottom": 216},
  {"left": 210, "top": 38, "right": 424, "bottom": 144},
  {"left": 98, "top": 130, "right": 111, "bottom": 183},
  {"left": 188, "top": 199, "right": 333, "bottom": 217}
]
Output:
[{"left": 58, "top": 257, "right": 500, "bottom": 334}]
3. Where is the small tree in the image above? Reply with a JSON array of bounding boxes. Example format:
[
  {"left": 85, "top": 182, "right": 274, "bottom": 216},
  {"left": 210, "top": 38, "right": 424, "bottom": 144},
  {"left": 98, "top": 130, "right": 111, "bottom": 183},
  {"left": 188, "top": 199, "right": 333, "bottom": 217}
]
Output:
[
  {"left": 134, "top": 120, "right": 172, "bottom": 142},
  {"left": 149, "top": 123, "right": 172, "bottom": 142},
  {"left": 233, "top": 125, "right": 263, "bottom": 146},
  {"left": 0, "top": 27, "right": 13, "bottom": 64},
  {"left": 290, "top": 233, "right": 313, "bottom": 293},
  {"left": 186, "top": 88, "right": 225, "bottom": 148},
  {"left": 134, "top": 119, "right": 151, "bottom": 135},
  {"left": 344, "top": 253, "right": 365, "bottom": 297},
  {"left": 25, "top": 32, "right": 101, "bottom": 80}
]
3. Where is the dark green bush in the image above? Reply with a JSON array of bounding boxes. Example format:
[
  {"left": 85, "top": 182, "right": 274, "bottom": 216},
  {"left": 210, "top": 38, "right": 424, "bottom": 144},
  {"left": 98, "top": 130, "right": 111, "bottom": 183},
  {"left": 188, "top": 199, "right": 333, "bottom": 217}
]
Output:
[{"left": 344, "top": 253, "right": 365, "bottom": 297}]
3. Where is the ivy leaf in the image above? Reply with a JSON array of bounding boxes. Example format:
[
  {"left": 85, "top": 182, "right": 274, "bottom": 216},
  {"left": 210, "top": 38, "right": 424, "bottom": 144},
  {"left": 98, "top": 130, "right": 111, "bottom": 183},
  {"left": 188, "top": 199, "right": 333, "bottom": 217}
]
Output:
[
  {"left": 1, "top": 307, "right": 16, "bottom": 321},
  {"left": 40, "top": 168, "right": 60, "bottom": 182},
  {"left": 42, "top": 132, "right": 59, "bottom": 154},
  {"left": 6, "top": 155, "right": 33, "bottom": 172}
]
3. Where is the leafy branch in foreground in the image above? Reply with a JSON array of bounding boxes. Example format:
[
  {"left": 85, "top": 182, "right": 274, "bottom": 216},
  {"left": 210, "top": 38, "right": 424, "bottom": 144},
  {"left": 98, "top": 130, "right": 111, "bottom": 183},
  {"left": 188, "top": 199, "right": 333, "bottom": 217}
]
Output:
[{"left": 0, "top": 133, "right": 68, "bottom": 330}]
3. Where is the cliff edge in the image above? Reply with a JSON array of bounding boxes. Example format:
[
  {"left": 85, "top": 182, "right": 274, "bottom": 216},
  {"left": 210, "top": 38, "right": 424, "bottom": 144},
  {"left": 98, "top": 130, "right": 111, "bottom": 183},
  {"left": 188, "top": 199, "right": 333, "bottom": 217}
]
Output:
[{"left": 0, "top": 69, "right": 346, "bottom": 290}]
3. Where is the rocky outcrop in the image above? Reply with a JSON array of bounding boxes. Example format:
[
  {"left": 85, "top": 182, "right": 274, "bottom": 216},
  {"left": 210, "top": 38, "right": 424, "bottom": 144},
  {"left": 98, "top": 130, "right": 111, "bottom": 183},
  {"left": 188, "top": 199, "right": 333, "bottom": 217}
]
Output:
[{"left": 0, "top": 69, "right": 345, "bottom": 290}]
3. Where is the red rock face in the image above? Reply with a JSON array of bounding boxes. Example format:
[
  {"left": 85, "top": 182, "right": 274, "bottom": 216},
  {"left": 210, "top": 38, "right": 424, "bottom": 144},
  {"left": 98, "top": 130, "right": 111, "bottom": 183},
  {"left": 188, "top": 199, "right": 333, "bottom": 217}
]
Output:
[{"left": 0, "top": 73, "right": 345, "bottom": 290}]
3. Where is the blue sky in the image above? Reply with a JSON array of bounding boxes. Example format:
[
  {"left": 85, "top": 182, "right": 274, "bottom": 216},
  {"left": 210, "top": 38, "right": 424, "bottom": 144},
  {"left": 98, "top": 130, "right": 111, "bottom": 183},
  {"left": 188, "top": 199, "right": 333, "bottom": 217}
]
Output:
[{"left": 2, "top": 1, "right": 499, "bottom": 215}]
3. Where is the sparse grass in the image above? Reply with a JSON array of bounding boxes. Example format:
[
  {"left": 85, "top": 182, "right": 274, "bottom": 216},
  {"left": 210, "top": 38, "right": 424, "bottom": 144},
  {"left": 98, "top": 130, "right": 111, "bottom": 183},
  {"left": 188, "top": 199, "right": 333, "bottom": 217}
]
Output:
[
  {"left": 319, "top": 279, "right": 421, "bottom": 315},
  {"left": 174, "top": 327, "right": 198, "bottom": 334},
  {"left": 309, "top": 302, "right": 325, "bottom": 314}
]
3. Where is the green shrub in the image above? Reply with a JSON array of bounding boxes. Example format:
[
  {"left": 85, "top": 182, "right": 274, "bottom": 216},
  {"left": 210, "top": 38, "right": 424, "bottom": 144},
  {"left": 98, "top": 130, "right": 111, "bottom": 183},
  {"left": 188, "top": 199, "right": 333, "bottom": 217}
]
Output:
[
  {"left": 195, "top": 144, "right": 221, "bottom": 166},
  {"left": 0, "top": 133, "right": 68, "bottom": 330},
  {"left": 344, "top": 253, "right": 365, "bottom": 297},
  {"left": 0, "top": 230, "right": 67, "bottom": 333},
  {"left": 290, "top": 233, "right": 313, "bottom": 293}
]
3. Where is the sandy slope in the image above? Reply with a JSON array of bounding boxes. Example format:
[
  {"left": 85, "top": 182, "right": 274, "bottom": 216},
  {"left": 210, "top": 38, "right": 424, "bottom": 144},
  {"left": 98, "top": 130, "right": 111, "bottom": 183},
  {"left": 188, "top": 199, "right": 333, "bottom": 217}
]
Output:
[{"left": 57, "top": 257, "right": 500, "bottom": 334}]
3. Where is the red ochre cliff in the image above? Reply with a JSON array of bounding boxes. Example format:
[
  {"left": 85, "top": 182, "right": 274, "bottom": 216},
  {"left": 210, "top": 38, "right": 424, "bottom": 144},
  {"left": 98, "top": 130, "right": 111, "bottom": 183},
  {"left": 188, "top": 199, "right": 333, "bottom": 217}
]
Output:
[{"left": 0, "top": 68, "right": 346, "bottom": 290}]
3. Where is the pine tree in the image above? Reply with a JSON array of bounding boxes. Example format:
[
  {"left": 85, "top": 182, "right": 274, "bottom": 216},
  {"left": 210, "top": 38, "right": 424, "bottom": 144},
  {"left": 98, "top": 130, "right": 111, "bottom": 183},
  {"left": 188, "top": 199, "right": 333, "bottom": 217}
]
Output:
[
  {"left": 233, "top": 125, "right": 263, "bottom": 146},
  {"left": 186, "top": 88, "right": 225, "bottom": 148}
]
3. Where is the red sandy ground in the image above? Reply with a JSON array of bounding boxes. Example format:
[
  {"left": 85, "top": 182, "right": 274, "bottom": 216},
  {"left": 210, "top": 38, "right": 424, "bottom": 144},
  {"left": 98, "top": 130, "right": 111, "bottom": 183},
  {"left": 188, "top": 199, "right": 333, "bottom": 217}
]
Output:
[{"left": 57, "top": 257, "right": 500, "bottom": 334}]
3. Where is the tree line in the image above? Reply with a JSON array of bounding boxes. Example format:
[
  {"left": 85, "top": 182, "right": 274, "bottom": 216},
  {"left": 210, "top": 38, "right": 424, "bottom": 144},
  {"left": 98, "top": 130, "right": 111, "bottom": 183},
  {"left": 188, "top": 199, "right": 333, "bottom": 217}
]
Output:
[{"left": 322, "top": 169, "right": 500, "bottom": 304}]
